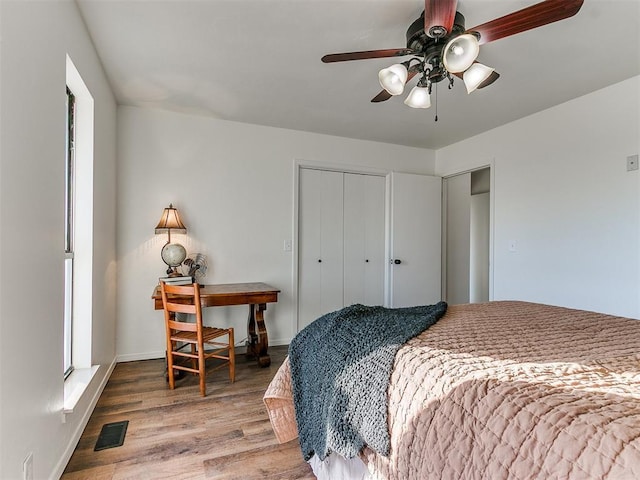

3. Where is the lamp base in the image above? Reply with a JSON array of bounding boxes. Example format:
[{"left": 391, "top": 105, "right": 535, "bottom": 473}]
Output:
[{"left": 166, "top": 266, "right": 182, "bottom": 277}]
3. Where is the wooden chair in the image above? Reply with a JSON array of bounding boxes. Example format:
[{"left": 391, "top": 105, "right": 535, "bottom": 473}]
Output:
[{"left": 160, "top": 281, "right": 235, "bottom": 396}]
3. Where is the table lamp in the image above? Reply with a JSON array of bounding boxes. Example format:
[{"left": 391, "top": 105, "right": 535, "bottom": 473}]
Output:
[{"left": 155, "top": 204, "right": 187, "bottom": 276}]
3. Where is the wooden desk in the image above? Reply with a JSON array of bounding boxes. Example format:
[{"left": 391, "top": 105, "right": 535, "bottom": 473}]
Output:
[{"left": 153, "top": 282, "right": 280, "bottom": 367}]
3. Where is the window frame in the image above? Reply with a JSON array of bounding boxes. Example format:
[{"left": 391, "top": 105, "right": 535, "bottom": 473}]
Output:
[{"left": 64, "top": 86, "right": 76, "bottom": 379}]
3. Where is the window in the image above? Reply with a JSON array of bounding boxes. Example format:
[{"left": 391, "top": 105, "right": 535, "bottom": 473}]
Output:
[
  {"left": 64, "top": 87, "right": 76, "bottom": 379},
  {"left": 63, "top": 55, "right": 96, "bottom": 411}
]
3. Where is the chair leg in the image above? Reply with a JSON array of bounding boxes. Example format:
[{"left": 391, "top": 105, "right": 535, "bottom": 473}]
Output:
[
  {"left": 167, "top": 342, "right": 176, "bottom": 390},
  {"left": 198, "top": 341, "right": 206, "bottom": 397},
  {"left": 229, "top": 328, "right": 235, "bottom": 383},
  {"left": 190, "top": 343, "right": 197, "bottom": 373}
]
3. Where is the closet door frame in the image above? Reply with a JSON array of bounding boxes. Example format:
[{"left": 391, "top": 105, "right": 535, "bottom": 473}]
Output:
[{"left": 293, "top": 160, "right": 390, "bottom": 333}]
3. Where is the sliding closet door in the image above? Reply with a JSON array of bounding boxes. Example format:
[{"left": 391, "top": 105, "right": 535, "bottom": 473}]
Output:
[
  {"left": 298, "top": 169, "right": 344, "bottom": 330},
  {"left": 343, "top": 173, "right": 385, "bottom": 306},
  {"left": 298, "top": 168, "right": 386, "bottom": 331}
]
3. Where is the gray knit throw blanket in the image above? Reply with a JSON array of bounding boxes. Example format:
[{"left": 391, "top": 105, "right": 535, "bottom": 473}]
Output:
[{"left": 289, "top": 302, "right": 447, "bottom": 461}]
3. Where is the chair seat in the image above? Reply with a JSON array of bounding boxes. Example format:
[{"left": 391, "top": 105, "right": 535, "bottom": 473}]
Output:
[{"left": 170, "top": 326, "right": 231, "bottom": 344}]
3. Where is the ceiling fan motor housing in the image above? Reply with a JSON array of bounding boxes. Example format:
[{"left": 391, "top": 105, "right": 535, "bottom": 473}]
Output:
[{"left": 406, "top": 11, "right": 467, "bottom": 64}]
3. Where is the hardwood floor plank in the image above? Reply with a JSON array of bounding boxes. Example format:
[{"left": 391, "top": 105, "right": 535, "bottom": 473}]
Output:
[
  {"left": 62, "top": 464, "right": 116, "bottom": 480},
  {"left": 203, "top": 442, "right": 315, "bottom": 480},
  {"left": 62, "top": 346, "right": 314, "bottom": 480}
]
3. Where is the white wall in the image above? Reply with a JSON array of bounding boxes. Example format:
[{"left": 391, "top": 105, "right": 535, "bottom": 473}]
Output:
[
  {"left": 117, "top": 106, "right": 435, "bottom": 360},
  {"left": 0, "top": 1, "right": 117, "bottom": 479},
  {"left": 437, "top": 76, "right": 640, "bottom": 319}
]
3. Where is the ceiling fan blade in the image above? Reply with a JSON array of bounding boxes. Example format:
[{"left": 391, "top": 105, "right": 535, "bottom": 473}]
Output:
[
  {"left": 424, "top": 0, "right": 458, "bottom": 38},
  {"left": 322, "top": 48, "right": 415, "bottom": 63},
  {"left": 467, "top": 0, "right": 584, "bottom": 45},
  {"left": 371, "top": 90, "right": 393, "bottom": 103},
  {"left": 371, "top": 69, "right": 420, "bottom": 103}
]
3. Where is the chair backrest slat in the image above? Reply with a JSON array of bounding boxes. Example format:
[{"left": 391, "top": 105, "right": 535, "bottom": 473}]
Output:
[
  {"left": 168, "top": 319, "right": 197, "bottom": 332},
  {"left": 160, "top": 281, "right": 203, "bottom": 328},
  {"left": 165, "top": 302, "right": 196, "bottom": 315}
]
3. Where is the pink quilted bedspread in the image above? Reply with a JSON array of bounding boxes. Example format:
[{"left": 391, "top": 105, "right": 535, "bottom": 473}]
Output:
[{"left": 263, "top": 301, "right": 640, "bottom": 479}]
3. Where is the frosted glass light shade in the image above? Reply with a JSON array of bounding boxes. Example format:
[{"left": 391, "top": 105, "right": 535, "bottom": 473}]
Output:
[
  {"left": 442, "top": 34, "right": 480, "bottom": 73},
  {"left": 463, "top": 63, "right": 495, "bottom": 94},
  {"left": 404, "top": 86, "right": 431, "bottom": 108},
  {"left": 378, "top": 64, "right": 408, "bottom": 95}
]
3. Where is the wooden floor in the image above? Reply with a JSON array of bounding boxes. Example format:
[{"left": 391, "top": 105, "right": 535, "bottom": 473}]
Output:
[{"left": 62, "top": 346, "right": 315, "bottom": 480}]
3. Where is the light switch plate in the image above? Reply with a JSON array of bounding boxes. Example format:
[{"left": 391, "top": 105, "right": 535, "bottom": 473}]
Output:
[{"left": 627, "top": 154, "right": 639, "bottom": 171}]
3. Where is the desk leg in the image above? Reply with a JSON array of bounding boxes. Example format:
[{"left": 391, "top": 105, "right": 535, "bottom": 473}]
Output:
[{"left": 247, "top": 303, "right": 270, "bottom": 367}]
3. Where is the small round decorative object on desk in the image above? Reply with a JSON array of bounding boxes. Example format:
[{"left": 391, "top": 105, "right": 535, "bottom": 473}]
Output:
[{"left": 161, "top": 243, "right": 187, "bottom": 272}]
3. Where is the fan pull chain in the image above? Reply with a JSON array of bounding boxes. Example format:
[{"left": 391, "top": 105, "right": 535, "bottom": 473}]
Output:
[{"left": 434, "top": 83, "right": 438, "bottom": 122}]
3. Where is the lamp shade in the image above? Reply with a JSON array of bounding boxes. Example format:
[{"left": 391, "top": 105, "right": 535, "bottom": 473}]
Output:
[
  {"left": 463, "top": 63, "right": 495, "bottom": 94},
  {"left": 155, "top": 204, "right": 187, "bottom": 234},
  {"left": 442, "top": 34, "right": 480, "bottom": 73},
  {"left": 404, "top": 86, "right": 431, "bottom": 108},
  {"left": 378, "top": 63, "right": 408, "bottom": 95}
]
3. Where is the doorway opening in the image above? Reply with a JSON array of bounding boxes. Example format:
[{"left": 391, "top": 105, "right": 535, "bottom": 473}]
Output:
[{"left": 443, "top": 167, "right": 491, "bottom": 304}]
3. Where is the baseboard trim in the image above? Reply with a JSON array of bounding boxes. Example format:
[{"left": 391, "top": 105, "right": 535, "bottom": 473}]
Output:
[
  {"left": 116, "top": 339, "right": 292, "bottom": 364},
  {"left": 116, "top": 351, "right": 165, "bottom": 362}
]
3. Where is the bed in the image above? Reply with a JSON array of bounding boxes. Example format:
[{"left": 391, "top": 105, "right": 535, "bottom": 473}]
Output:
[{"left": 263, "top": 301, "right": 640, "bottom": 480}]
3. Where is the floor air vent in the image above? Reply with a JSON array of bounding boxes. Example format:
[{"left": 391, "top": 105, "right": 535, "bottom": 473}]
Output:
[{"left": 94, "top": 420, "right": 129, "bottom": 451}]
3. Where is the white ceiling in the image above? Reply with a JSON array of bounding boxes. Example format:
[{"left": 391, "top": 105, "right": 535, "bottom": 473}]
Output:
[{"left": 76, "top": 0, "right": 640, "bottom": 150}]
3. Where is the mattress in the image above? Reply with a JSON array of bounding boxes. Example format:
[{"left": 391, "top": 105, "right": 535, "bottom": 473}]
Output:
[{"left": 264, "top": 301, "right": 640, "bottom": 479}]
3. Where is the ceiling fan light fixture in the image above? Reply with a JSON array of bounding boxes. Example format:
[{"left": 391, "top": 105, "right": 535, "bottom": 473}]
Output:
[
  {"left": 404, "top": 86, "right": 431, "bottom": 109},
  {"left": 463, "top": 63, "right": 495, "bottom": 94},
  {"left": 378, "top": 63, "right": 408, "bottom": 95},
  {"left": 442, "top": 34, "right": 480, "bottom": 73}
]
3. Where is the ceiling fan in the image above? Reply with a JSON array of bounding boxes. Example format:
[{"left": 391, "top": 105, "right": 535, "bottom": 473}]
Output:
[{"left": 322, "top": 0, "right": 584, "bottom": 110}]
